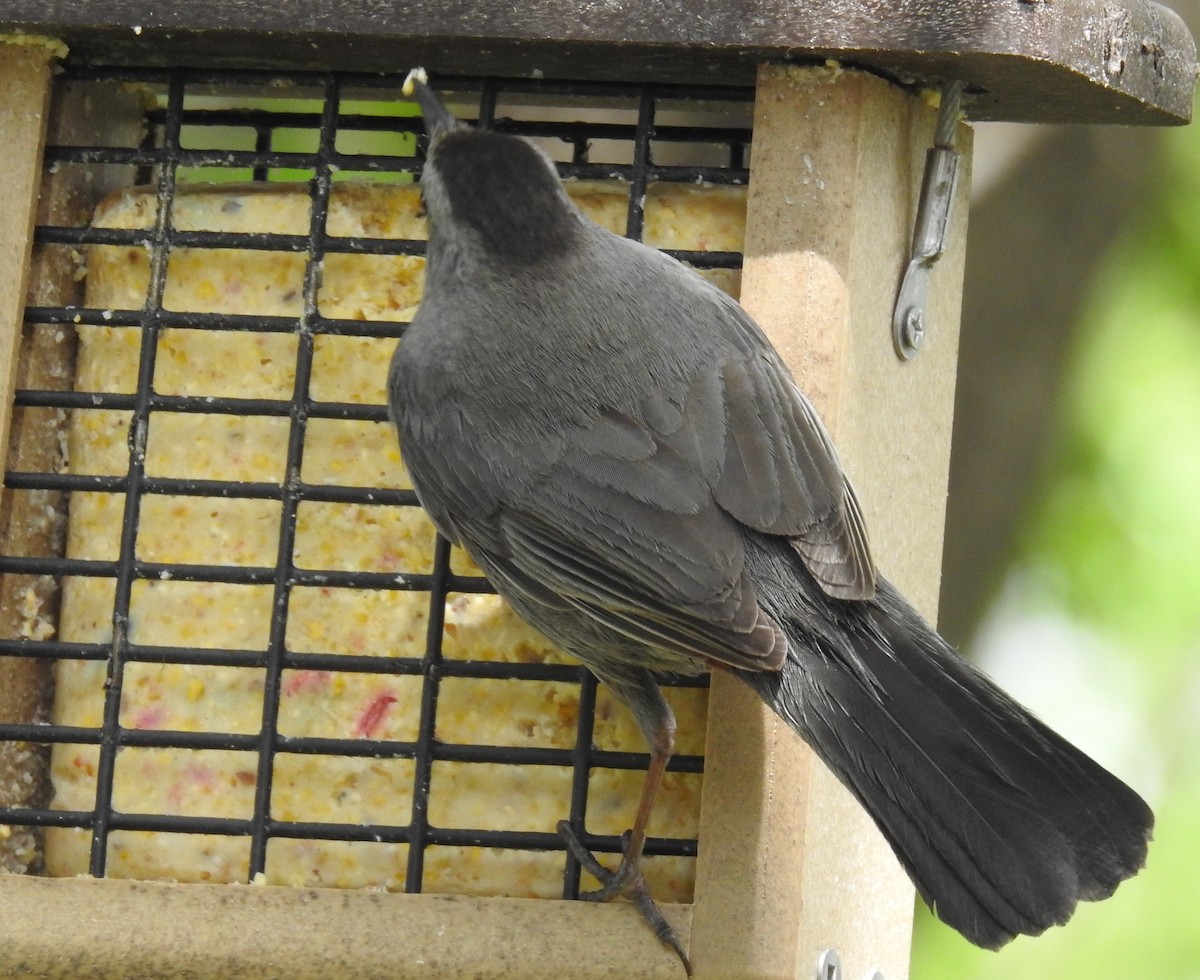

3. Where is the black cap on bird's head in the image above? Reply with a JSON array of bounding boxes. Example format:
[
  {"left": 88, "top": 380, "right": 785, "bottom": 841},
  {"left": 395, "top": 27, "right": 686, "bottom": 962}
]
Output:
[{"left": 403, "top": 68, "right": 582, "bottom": 267}]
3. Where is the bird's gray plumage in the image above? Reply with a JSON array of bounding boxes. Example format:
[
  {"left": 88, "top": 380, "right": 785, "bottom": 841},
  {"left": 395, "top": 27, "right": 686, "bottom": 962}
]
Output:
[
  {"left": 392, "top": 129, "right": 873, "bottom": 677},
  {"left": 389, "top": 79, "right": 1152, "bottom": 964}
]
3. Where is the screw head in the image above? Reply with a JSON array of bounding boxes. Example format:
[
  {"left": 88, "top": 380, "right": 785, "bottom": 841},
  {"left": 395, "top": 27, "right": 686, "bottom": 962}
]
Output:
[
  {"left": 817, "top": 948, "right": 841, "bottom": 980},
  {"left": 903, "top": 307, "right": 925, "bottom": 350}
]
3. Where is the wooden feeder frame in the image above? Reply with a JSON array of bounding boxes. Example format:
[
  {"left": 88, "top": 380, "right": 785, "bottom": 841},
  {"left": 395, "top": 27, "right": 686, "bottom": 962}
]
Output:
[{"left": 0, "top": 3, "right": 1194, "bottom": 978}]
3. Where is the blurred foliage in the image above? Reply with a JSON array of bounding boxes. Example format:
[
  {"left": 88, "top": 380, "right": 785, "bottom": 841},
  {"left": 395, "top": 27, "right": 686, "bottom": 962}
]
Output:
[{"left": 910, "top": 121, "right": 1200, "bottom": 977}]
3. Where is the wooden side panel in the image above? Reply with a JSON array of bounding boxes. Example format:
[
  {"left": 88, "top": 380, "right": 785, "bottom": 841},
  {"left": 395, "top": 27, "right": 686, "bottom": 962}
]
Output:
[
  {"left": 690, "top": 65, "right": 972, "bottom": 980},
  {"left": 0, "top": 41, "right": 59, "bottom": 873},
  {"left": 0, "top": 43, "right": 55, "bottom": 465},
  {"left": 0, "top": 64, "right": 145, "bottom": 870}
]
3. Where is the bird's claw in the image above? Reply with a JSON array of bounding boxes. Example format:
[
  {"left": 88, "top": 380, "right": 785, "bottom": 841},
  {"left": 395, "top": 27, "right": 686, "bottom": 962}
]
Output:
[
  {"left": 556, "top": 820, "right": 693, "bottom": 976},
  {"left": 558, "top": 821, "right": 637, "bottom": 902}
]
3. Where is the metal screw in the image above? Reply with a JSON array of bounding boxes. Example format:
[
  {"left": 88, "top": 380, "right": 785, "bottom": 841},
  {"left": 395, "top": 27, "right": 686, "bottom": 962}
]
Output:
[
  {"left": 902, "top": 307, "right": 925, "bottom": 351},
  {"left": 817, "top": 948, "right": 841, "bottom": 980}
]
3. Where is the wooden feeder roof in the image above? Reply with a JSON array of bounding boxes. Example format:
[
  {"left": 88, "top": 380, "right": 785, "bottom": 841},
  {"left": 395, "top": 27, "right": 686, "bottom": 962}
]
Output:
[
  {"left": 0, "top": 0, "right": 1196, "bottom": 123},
  {"left": 0, "top": 0, "right": 1195, "bottom": 124}
]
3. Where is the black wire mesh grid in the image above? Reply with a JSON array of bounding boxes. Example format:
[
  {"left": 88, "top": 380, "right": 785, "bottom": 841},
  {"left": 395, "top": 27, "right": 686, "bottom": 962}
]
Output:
[{"left": 0, "top": 65, "right": 752, "bottom": 902}]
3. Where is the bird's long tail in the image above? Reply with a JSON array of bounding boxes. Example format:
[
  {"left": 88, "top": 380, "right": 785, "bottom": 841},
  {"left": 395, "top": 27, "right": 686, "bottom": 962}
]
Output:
[{"left": 734, "top": 542, "right": 1153, "bottom": 949}]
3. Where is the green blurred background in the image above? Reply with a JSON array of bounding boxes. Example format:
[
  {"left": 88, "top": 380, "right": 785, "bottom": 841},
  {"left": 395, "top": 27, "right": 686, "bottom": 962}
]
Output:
[{"left": 911, "top": 7, "right": 1200, "bottom": 975}]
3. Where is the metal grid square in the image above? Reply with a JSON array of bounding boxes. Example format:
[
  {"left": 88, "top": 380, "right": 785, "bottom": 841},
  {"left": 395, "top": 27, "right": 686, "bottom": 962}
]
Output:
[{"left": 0, "top": 67, "right": 752, "bottom": 900}]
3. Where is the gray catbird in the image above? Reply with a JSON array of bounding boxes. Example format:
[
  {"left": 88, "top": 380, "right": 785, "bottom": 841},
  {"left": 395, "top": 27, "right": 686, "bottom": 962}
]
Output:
[{"left": 389, "top": 73, "right": 1152, "bottom": 974}]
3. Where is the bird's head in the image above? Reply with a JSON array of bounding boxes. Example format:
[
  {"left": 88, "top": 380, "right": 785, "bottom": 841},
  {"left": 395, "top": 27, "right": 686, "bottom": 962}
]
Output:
[{"left": 404, "top": 69, "right": 582, "bottom": 268}]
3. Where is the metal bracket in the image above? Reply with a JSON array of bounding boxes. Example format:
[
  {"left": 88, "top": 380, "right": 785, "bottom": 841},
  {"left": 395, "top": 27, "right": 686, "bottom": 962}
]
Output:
[{"left": 892, "top": 80, "right": 963, "bottom": 360}]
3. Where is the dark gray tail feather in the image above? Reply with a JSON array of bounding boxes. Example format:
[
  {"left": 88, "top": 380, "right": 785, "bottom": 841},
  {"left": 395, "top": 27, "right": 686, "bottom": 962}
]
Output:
[{"left": 735, "top": 539, "right": 1153, "bottom": 949}]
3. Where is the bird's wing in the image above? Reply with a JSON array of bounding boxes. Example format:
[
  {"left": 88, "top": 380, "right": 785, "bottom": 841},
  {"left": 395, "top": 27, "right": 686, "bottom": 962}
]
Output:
[
  {"left": 496, "top": 421, "right": 790, "bottom": 672},
  {"left": 394, "top": 424, "right": 506, "bottom": 553},
  {"left": 484, "top": 339, "right": 874, "bottom": 673},
  {"left": 711, "top": 339, "right": 875, "bottom": 600}
]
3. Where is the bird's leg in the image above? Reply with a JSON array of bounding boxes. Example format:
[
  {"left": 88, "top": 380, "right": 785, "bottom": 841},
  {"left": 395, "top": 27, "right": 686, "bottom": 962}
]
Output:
[
  {"left": 558, "top": 716, "right": 671, "bottom": 900},
  {"left": 558, "top": 671, "right": 691, "bottom": 974}
]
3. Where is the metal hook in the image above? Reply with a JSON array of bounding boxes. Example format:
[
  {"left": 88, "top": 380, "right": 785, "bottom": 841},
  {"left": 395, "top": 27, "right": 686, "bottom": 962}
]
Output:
[{"left": 892, "top": 80, "right": 964, "bottom": 360}]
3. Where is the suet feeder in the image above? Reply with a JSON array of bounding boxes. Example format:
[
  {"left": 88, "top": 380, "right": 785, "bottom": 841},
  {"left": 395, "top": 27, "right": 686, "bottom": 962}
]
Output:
[{"left": 0, "top": 3, "right": 1194, "bottom": 978}]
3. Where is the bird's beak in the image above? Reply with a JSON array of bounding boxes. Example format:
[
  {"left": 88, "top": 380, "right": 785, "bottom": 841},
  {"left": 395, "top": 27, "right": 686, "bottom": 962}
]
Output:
[{"left": 403, "top": 68, "right": 462, "bottom": 141}]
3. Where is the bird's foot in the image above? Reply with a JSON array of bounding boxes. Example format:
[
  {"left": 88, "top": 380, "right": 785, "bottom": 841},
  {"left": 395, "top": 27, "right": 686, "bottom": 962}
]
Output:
[{"left": 557, "top": 819, "right": 692, "bottom": 976}]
